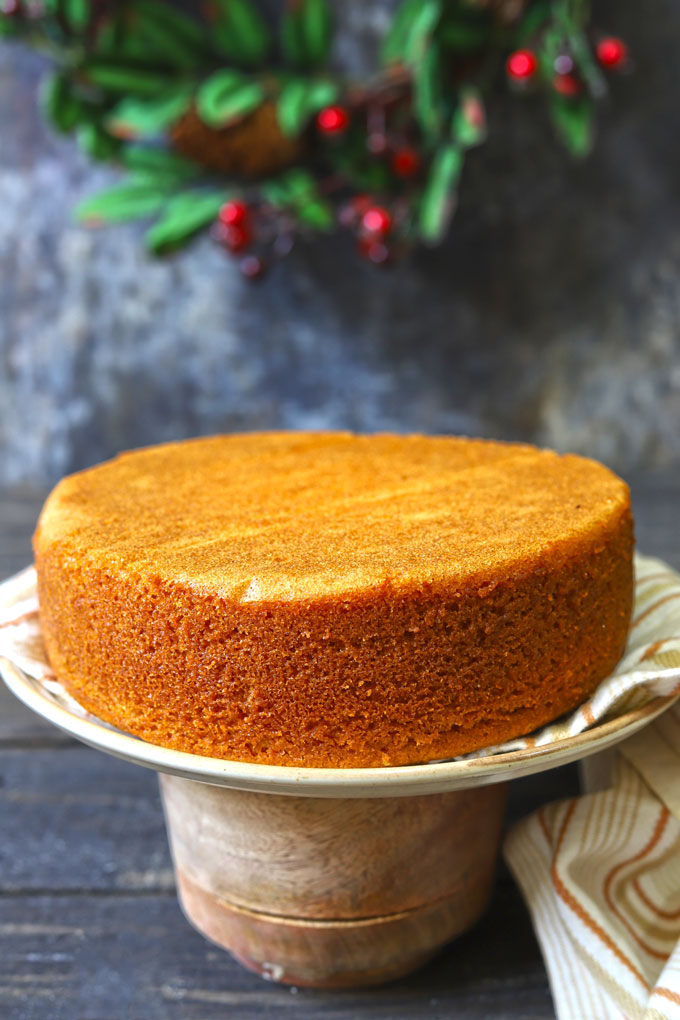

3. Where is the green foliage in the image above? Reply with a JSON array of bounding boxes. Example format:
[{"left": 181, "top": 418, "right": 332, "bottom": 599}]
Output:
[
  {"left": 550, "top": 95, "right": 594, "bottom": 156},
  {"left": 0, "top": 14, "right": 21, "bottom": 37},
  {"left": 76, "top": 123, "right": 122, "bottom": 161},
  {"left": 196, "top": 70, "right": 264, "bottom": 127},
  {"left": 281, "top": 0, "right": 332, "bottom": 68},
  {"left": 122, "top": 146, "right": 201, "bottom": 183},
  {"left": 414, "top": 42, "right": 443, "bottom": 142},
  {"left": 276, "top": 78, "right": 338, "bottom": 137},
  {"left": 105, "top": 87, "right": 194, "bottom": 139},
  {"left": 42, "top": 0, "right": 89, "bottom": 33},
  {"left": 297, "top": 199, "right": 334, "bottom": 229},
  {"left": 381, "top": 0, "right": 428, "bottom": 65},
  {"left": 63, "top": 0, "right": 90, "bottom": 32},
  {"left": 133, "top": 1, "right": 208, "bottom": 70},
  {"left": 564, "top": 27, "right": 607, "bottom": 98},
  {"left": 419, "top": 143, "right": 463, "bottom": 243},
  {"left": 212, "top": 0, "right": 271, "bottom": 65},
  {"left": 262, "top": 170, "right": 333, "bottom": 229},
  {"left": 0, "top": 0, "right": 618, "bottom": 260},
  {"left": 332, "top": 144, "right": 394, "bottom": 194},
  {"left": 403, "top": 0, "right": 442, "bottom": 64},
  {"left": 538, "top": 2, "right": 605, "bottom": 98},
  {"left": 438, "top": 17, "right": 488, "bottom": 53},
  {"left": 84, "top": 61, "right": 175, "bottom": 96},
  {"left": 75, "top": 179, "right": 170, "bottom": 224},
  {"left": 514, "top": 0, "right": 551, "bottom": 44},
  {"left": 40, "top": 72, "right": 86, "bottom": 134},
  {"left": 146, "top": 191, "right": 231, "bottom": 254}
]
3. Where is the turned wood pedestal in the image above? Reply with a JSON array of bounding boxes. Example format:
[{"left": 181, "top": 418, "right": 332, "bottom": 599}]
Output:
[{"left": 159, "top": 776, "right": 508, "bottom": 988}]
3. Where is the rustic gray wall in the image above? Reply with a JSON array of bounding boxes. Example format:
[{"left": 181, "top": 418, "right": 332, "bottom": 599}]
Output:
[{"left": 1, "top": 0, "right": 679, "bottom": 487}]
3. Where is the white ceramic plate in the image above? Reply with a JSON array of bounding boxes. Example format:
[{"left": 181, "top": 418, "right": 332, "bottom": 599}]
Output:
[{"left": 2, "top": 655, "right": 677, "bottom": 798}]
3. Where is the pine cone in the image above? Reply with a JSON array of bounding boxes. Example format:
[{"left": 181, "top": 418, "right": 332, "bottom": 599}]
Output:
[{"left": 169, "top": 101, "right": 303, "bottom": 179}]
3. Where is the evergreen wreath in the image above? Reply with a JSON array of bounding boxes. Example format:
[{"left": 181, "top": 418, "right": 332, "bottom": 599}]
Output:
[{"left": 0, "top": 0, "right": 629, "bottom": 279}]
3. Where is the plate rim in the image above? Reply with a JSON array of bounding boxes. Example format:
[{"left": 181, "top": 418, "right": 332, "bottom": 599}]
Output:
[{"left": 2, "top": 655, "right": 678, "bottom": 798}]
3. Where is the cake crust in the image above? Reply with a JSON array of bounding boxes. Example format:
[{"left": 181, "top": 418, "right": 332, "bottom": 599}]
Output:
[{"left": 33, "top": 433, "right": 634, "bottom": 767}]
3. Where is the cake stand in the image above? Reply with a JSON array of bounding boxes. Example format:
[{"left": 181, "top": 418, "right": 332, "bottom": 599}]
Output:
[{"left": 2, "top": 655, "right": 677, "bottom": 989}]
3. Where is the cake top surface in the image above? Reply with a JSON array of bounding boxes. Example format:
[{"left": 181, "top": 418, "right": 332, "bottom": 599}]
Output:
[{"left": 35, "top": 432, "right": 631, "bottom": 602}]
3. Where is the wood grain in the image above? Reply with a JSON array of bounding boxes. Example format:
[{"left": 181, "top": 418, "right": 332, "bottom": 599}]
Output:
[
  {"left": 161, "top": 777, "right": 506, "bottom": 986},
  {"left": 161, "top": 778, "right": 506, "bottom": 918}
]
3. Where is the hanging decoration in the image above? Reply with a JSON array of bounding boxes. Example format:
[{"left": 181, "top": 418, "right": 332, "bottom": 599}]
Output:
[{"left": 0, "top": 0, "right": 629, "bottom": 278}]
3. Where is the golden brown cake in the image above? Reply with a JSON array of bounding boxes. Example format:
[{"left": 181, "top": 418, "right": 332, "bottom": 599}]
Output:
[{"left": 33, "top": 433, "right": 634, "bottom": 767}]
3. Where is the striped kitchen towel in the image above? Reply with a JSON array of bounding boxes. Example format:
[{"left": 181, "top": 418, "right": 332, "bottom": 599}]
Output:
[{"left": 504, "top": 553, "right": 680, "bottom": 1020}]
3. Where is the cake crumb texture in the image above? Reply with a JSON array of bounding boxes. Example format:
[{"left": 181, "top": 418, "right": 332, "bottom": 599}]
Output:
[{"left": 33, "top": 432, "right": 634, "bottom": 767}]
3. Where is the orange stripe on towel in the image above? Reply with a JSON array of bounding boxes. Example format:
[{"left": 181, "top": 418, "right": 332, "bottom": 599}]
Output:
[
  {"left": 633, "top": 877, "right": 680, "bottom": 921},
  {"left": 632, "top": 593, "right": 680, "bottom": 629},
  {"left": 548, "top": 802, "right": 650, "bottom": 990},
  {"left": 655, "top": 986, "right": 680, "bottom": 1006},
  {"left": 603, "top": 806, "right": 671, "bottom": 961}
]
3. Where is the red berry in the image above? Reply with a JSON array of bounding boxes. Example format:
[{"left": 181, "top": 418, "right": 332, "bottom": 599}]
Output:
[
  {"left": 352, "top": 193, "right": 372, "bottom": 213},
  {"left": 361, "top": 206, "right": 392, "bottom": 237},
  {"left": 240, "top": 255, "right": 266, "bottom": 280},
  {"left": 553, "top": 73, "right": 581, "bottom": 97},
  {"left": 358, "top": 238, "right": 390, "bottom": 265},
  {"left": 338, "top": 193, "right": 372, "bottom": 227},
  {"left": 218, "top": 200, "right": 248, "bottom": 227},
  {"left": 316, "top": 105, "right": 350, "bottom": 135},
  {"left": 506, "top": 49, "right": 538, "bottom": 81},
  {"left": 391, "top": 147, "right": 420, "bottom": 178},
  {"left": 596, "top": 36, "right": 628, "bottom": 69},
  {"left": 218, "top": 223, "right": 251, "bottom": 254}
]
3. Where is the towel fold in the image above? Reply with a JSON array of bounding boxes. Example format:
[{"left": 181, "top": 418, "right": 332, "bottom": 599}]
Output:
[{"left": 505, "top": 554, "right": 680, "bottom": 1020}]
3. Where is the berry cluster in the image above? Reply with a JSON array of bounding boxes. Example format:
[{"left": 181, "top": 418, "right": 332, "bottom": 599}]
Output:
[
  {"left": 314, "top": 102, "right": 420, "bottom": 264},
  {"left": 214, "top": 194, "right": 398, "bottom": 274},
  {"left": 506, "top": 35, "right": 629, "bottom": 96},
  {"left": 315, "top": 103, "right": 421, "bottom": 180},
  {"left": 214, "top": 102, "right": 420, "bottom": 274},
  {"left": 338, "top": 197, "right": 394, "bottom": 264},
  {"left": 2, "top": 0, "right": 630, "bottom": 277},
  {"left": 214, "top": 200, "right": 268, "bottom": 280}
]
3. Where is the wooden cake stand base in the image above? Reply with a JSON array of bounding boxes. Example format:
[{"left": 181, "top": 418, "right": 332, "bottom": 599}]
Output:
[{"left": 160, "top": 776, "right": 507, "bottom": 987}]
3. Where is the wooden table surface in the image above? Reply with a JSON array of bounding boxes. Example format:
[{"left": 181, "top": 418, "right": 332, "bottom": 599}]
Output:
[{"left": 1, "top": 475, "right": 678, "bottom": 1020}]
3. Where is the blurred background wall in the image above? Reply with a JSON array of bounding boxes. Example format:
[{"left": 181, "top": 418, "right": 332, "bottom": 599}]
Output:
[{"left": 1, "top": 0, "right": 678, "bottom": 487}]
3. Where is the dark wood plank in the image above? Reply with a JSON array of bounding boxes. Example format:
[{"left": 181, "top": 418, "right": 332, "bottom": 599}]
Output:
[
  {"left": 0, "top": 746, "right": 564, "bottom": 1017},
  {"left": 0, "top": 748, "right": 173, "bottom": 894},
  {"left": 0, "top": 740, "right": 576, "bottom": 895},
  {"left": 0, "top": 886, "right": 554, "bottom": 1020}
]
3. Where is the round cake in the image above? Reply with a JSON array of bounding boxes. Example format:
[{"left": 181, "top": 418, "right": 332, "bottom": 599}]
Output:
[{"left": 33, "top": 433, "right": 634, "bottom": 767}]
